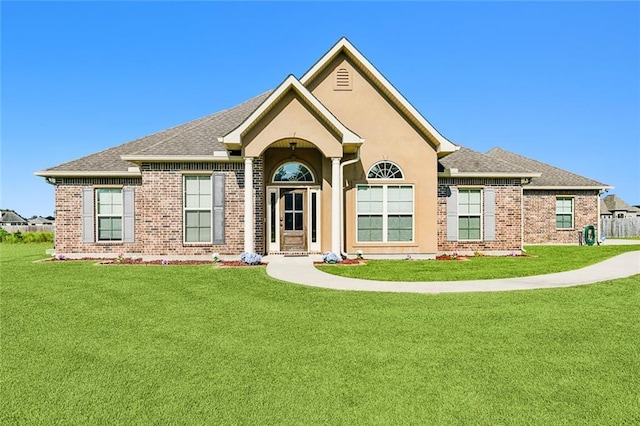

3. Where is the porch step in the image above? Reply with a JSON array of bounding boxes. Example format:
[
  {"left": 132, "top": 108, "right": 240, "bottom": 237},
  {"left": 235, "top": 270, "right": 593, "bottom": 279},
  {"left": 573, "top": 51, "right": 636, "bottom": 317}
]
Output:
[{"left": 270, "top": 251, "right": 322, "bottom": 257}]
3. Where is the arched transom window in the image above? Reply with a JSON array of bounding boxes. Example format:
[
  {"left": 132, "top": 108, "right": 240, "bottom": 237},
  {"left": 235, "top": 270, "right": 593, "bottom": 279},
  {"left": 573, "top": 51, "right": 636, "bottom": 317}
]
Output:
[
  {"left": 367, "top": 161, "right": 404, "bottom": 179},
  {"left": 273, "top": 162, "right": 314, "bottom": 182}
]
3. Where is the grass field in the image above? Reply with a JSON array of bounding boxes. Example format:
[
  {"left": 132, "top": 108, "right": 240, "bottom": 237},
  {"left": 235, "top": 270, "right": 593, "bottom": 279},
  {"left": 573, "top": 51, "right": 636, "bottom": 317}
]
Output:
[
  {"left": 2, "top": 244, "right": 639, "bottom": 424},
  {"left": 317, "top": 245, "right": 640, "bottom": 281}
]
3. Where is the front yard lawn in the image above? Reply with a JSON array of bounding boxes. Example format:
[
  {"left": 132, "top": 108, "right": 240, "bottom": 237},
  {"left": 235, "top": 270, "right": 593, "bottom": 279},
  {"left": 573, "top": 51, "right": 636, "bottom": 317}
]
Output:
[
  {"left": 317, "top": 245, "right": 640, "bottom": 281},
  {"left": 2, "top": 244, "right": 639, "bottom": 424}
]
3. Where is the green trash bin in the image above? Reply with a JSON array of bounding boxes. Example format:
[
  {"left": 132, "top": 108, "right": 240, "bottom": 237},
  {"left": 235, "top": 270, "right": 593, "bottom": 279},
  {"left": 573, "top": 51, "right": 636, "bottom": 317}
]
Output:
[{"left": 583, "top": 225, "right": 596, "bottom": 246}]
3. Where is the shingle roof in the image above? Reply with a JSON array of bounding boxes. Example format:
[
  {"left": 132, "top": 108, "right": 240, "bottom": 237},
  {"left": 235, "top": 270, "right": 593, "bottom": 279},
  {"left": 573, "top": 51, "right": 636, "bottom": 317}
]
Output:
[
  {"left": 486, "top": 147, "right": 609, "bottom": 188},
  {"left": 602, "top": 194, "right": 633, "bottom": 212},
  {"left": 42, "top": 91, "right": 273, "bottom": 172},
  {"left": 438, "top": 146, "right": 533, "bottom": 174},
  {"left": 29, "top": 216, "right": 54, "bottom": 224},
  {"left": 600, "top": 199, "right": 611, "bottom": 215},
  {"left": 0, "top": 210, "right": 27, "bottom": 224}
]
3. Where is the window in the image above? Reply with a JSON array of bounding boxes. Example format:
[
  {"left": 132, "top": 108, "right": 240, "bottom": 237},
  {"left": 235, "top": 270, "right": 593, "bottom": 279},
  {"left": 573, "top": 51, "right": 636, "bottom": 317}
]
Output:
[
  {"left": 458, "top": 189, "right": 482, "bottom": 240},
  {"left": 273, "top": 162, "right": 314, "bottom": 182},
  {"left": 184, "top": 175, "right": 212, "bottom": 243},
  {"left": 96, "top": 189, "right": 123, "bottom": 241},
  {"left": 357, "top": 185, "right": 413, "bottom": 242},
  {"left": 367, "top": 161, "right": 404, "bottom": 180},
  {"left": 556, "top": 198, "right": 573, "bottom": 229}
]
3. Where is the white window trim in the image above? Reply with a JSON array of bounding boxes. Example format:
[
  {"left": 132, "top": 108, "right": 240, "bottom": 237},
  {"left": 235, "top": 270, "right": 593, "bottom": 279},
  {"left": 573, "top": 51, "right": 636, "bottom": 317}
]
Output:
[
  {"left": 458, "top": 188, "right": 483, "bottom": 241},
  {"left": 555, "top": 197, "right": 575, "bottom": 230},
  {"left": 355, "top": 184, "right": 415, "bottom": 243},
  {"left": 308, "top": 188, "right": 321, "bottom": 252},
  {"left": 183, "top": 175, "right": 213, "bottom": 244},
  {"left": 267, "top": 185, "right": 321, "bottom": 252},
  {"left": 95, "top": 188, "right": 123, "bottom": 242},
  {"left": 366, "top": 161, "right": 405, "bottom": 180},
  {"left": 272, "top": 161, "right": 316, "bottom": 184}
]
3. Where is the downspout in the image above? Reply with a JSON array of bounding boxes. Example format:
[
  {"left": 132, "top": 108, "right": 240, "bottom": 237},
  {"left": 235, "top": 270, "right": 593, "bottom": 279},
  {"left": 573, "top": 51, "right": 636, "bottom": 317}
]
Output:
[
  {"left": 597, "top": 189, "right": 604, "bottom": 243},
  {"left": 339, "top": 146, "right": 361, "bottom": 258},
  {"left": 520, "top": 179, "right": 526, "bottom": 253}
]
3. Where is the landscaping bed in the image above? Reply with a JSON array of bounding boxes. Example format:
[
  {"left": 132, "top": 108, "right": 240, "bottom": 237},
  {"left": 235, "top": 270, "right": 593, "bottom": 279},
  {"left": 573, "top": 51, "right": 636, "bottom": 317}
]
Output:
[{"left": 46, "top": 257, "right": 267, "bottom": 267}]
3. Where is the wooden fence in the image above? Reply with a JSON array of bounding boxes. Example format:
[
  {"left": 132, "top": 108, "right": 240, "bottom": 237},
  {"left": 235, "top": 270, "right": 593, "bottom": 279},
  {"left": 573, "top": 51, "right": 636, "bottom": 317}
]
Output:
[
  {"left": 1, "top": 225, "right": 55, "bottom": 234},
  {"left": 601, "top": 217, "right": 640, "bottom": 238}
]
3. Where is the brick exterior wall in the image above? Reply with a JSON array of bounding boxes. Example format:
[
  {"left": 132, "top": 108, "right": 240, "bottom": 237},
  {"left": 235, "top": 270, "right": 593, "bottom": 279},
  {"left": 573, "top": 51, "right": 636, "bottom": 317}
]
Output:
[
  {"left": 523, "top": 190, "right": 599, "bottom": 244},
  {"left": 53, "top": 161, "right": 264, "bottom": 256},
  {"left": 53, "top": 165, "right": 599, "bottom": 256},
  {"left": 54, "top": 178, "right": 143, "bottom": 254},
  {"left": 437, "top": 178, "right": 523, "bottom": 253}
]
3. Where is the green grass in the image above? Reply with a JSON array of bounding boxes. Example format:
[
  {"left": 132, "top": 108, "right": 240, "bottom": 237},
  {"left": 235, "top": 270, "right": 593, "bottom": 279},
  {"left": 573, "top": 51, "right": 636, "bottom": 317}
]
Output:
[
  {"left": 2, "top": 244, "right": 639, "bottom": 424},
  {"left": 317, "top": 245, "right": 640, "bottom": 281}
]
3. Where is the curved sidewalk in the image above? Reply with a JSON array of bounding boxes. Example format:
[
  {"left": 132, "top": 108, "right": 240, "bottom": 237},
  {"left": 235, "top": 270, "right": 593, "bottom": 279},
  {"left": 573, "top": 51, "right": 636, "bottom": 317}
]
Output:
[{"left": 265, "top": 251, "right": 640, "bottom": 294}]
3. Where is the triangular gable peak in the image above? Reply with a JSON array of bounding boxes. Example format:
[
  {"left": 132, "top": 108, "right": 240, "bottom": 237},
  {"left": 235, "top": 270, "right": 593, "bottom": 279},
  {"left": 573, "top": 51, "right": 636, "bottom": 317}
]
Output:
[
  {"left": 219, "top": 75, "right": 363, "bottom": 157},
  {"left": 300, "top": 37, "right": 458, "bottom": 158}
]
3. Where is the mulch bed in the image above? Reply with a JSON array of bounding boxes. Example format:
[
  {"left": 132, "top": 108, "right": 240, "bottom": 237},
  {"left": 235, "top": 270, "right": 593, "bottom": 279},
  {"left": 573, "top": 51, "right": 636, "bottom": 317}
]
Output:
[
  {"left": 314, "top": 258, "right": 366, "bottom": 265},
  {"left": 435, "top": 255, "right": 470, "bottom": 261},
  {"left": 46, "top": 258, "right": 266, "bottom": 267}
]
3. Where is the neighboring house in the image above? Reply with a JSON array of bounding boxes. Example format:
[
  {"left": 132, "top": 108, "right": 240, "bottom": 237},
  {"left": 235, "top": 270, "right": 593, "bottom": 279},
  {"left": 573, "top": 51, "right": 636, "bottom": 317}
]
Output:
[
  {"left": 0, "top": 210, "right": 28, "bottom": 227},
  {"left": 601, "top": 194, "right": 640, "bottom": 218},
  {"left": 28, "top": 216, "right": 55, "bottom": 226},
  {"left": 35, "top": 38, "right": 610, "bottom": 257}
]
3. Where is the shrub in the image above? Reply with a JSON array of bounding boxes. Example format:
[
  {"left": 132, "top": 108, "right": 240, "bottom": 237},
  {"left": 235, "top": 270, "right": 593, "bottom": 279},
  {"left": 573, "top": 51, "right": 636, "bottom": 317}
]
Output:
[
  {"left": 22, "top": 232, "right": 54, "bottom": 243},
  {"left": 322, "top": 252, "right": 340, "bottom": 264},
  {"left": 240, "top": 252, "right": 262, "bottom": 265},
  {"left": 0, "top": 231, "right": 54, "bottom": 244}
]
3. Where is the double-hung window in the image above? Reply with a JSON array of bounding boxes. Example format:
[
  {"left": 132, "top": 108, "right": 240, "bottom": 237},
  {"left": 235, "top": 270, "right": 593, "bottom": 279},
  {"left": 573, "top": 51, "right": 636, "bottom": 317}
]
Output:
[
  {"left": 96, "top": 188, "right": 123, "bottom": 241},
  {"left": 357, "top": 185, "right": 413, "bottom": 242},
  {"left": 556, "top": 197, "right": 573, "bottom": 229},
  {"left": 458, "top": 189, "right": 482, "bottom": 240},
  {"left": 184, "top": 175, "right": 212, "bottom": 243}
]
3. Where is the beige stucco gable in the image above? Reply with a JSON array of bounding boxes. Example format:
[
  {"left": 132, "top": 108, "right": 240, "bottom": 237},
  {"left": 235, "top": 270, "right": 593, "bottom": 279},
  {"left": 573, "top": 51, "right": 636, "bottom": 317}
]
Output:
[
  {"left": 220, "top": 75, "right": 363, "bottom": 158},
  {"left": 301, "top": 37, "right": 458, "bottom": 157},
  {"left": 242, "top": 90, "right": 343, "bottom": 158}
]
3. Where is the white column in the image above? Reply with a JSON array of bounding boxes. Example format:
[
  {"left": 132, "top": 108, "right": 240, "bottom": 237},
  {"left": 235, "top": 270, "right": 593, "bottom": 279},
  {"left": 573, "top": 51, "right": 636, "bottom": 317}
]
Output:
[
  {"left": 244, "top": 157, "right": 254, "bottom": 253},
  {"left": 331, "top": 157, "right": 341, "bottom": 255}
]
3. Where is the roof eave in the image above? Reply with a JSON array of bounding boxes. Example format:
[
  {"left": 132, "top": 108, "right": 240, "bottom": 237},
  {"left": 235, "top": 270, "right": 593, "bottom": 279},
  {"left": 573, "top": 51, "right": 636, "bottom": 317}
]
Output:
[
  {"left": 526, "top": 185, "right": 614, "bottom": 191},
  {"left": 120, "top": 153, "right": 242, "bottom": 163},
  {"left": 439, "top": 170, "right": 542, "bottom": 179},
  {"left": 34, "top": 170, "right": 142, "bottom": 178}
]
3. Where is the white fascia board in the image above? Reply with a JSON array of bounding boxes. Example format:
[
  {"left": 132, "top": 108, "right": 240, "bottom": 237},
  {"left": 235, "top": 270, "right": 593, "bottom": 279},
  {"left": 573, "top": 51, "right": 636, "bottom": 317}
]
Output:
[
  {"left": 438, "top": 171, "right": 542, "bottom": 178},
  {"left": 119, "top": 155, "right": 238, "bottom": 162},
  {"left": 220, "top": 75, "right": 363, "bottom": 146},
  {"left": 34, "top": 170, "right": 142, "bottom": 177},
  {"left": 525, "top": 185, "right": 614, "bottom": 190},
  {"left": 300, "top": 38, "right": 458, "bottom": 154}
]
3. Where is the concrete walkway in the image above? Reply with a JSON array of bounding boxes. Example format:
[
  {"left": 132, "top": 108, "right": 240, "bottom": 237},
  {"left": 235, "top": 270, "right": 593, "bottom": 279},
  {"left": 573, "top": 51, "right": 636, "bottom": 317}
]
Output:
[{"left": 265, "top": 251, "right": 640, "bottom": 294}]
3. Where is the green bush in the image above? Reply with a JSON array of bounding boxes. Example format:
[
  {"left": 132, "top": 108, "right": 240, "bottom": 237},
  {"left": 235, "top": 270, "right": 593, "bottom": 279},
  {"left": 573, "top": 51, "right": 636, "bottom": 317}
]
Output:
[{"left": 0, "top": 231, "right": 53, "bottom": 244}]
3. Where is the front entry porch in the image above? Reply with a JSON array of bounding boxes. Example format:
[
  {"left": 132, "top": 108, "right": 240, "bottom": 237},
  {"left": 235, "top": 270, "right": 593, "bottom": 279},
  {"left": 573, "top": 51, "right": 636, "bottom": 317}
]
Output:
[{"left": 266, "top": 186, "right": 322, "bottom": 255}]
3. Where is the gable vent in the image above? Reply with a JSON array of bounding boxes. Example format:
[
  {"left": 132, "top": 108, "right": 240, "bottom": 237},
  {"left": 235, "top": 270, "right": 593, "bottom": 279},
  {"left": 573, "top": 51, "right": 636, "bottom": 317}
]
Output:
[{"left": 334, "top": 68, "right": 352, "bottom": 91}]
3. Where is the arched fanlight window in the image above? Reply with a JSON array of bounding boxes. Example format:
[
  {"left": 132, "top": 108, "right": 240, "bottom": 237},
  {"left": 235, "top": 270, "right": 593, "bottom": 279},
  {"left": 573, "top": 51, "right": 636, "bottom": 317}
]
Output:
[
  {"left": 273, "top": 162, "right": 314, "bottom": 182},
  {"left": 367, "top": 161, "right": 404, "bottom": 179}
]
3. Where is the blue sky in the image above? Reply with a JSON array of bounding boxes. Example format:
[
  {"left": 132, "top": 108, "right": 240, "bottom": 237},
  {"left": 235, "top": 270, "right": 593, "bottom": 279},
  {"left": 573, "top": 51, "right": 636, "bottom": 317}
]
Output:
[{"left": 2, "top": 1, "right": 639, "bottom": 217}]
